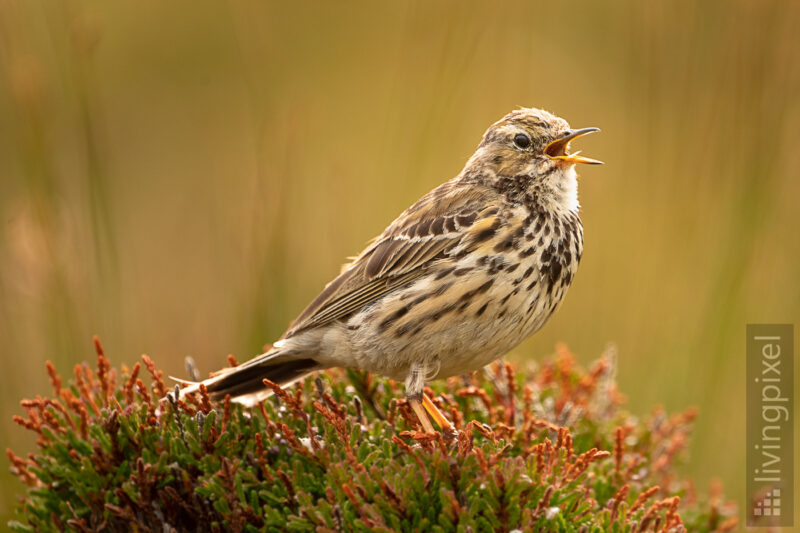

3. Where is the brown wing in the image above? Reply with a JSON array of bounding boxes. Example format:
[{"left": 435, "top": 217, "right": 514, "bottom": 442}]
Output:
[{"left": 283, "top": 179, "right": 504, "bottom": 337}]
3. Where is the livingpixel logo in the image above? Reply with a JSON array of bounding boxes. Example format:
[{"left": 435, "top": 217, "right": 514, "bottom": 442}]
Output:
[{"left": 746, "top": 325, "right": 794, "bottom": 527}]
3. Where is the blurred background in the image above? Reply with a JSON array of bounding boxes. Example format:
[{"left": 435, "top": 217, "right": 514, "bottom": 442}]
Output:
[{"left": 1, "top": 0, "right": 799, "bottom": 524}]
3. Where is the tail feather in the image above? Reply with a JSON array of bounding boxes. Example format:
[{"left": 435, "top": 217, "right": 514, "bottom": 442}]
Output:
[{"left": 175, "top": 350, "right": 320, "bottom": 406}]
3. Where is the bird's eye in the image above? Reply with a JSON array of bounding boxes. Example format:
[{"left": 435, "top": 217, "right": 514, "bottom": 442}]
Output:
[{"left": 513, "top": 133, "right": 531, "bottom": 149}]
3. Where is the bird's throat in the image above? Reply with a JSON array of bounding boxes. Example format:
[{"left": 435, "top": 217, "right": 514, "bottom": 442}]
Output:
[{"left": 552, "top": 165, "right": 580, "bottom": 213}]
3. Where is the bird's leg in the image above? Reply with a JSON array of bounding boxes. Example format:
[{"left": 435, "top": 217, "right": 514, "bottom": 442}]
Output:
[
  {"left": 408, "top": 393, "right": 436, "bottom": 433},
  {"left": 406, "top": 361, "right": 456, "bottom": 436},
  {"left": 406, "top": 362, "right": 436, "bottom": 433},
  {"left": 422, "top": 392, "right": 456, "bottom": 437}
]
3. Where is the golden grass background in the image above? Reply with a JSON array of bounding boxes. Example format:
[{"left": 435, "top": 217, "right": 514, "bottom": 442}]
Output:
[{"left": 1, "top": 0, "right": 799, "bottom": 523}]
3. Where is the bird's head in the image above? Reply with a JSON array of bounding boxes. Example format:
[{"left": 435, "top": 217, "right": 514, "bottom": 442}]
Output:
[
  {"left": 460, "top": 107, "right": 601, "bottom": 212},
  {"left": 464, "top": 107, "right": 602, "bottom": 178}
]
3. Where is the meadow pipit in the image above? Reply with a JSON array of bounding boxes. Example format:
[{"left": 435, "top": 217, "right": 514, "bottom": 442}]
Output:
[{"left": 181, "top": 108, "right": 601, "bottom": 433}]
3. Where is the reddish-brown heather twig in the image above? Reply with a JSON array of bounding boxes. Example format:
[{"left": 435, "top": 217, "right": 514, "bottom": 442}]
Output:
[
  {"left": 609, "top": 484, "right": 630, "bottom": 521},
  {"left": 399, "top": 430, "right": 447, "bottom": 454},
  {"left": 321, "top": 392, "right": 346, "bottom": 420},
  {"left": 197, "top": 384, "right": 212, "bottom": 414},
  {"left": 457, "top": 425, "right": 473, "bottom": 456},
  {"left": 488, "top": 442, "right": 512, "bottom": 467},
  {"left": 262, "top": 378, "right": 302, "bottom": 413},
  {"left": 493, "top": 468, "right": 509, "bottom": 526},
  {"left": 6, "top": 449, "right": 38, "bottom": 486},
  {"left": 75, "top": 401, "right": 89, "bottom": 439},
  {"left": 341, "top": 483, "right": 373, "bottom": 527},
  {"left": 17, "top": 402, "right": 42, "bottom": 433},
  {"left": 276, "top": 469, "right": 298, "bottom": 511},
  {"left": 464, "top": 419, "right": 496, "bottom": 443},
  {"left": 104, "top": 410, "right": 123, "bottom": 463},
  {"left": 81, "top": 363, "right": 98, "bottom": 389},
  {"left": 524, "top": 416, "right": 560, "bottom": 439},
  {"left": 93, "top": 336, "right": 111, "bottom": 406},
  {"left": 662, "top": 496, "right": 682, "bottom": 531},
  {"left": 262, "top": 378, "right": 320, "bottom": 450},
  {"left": 182, "top": 388, "right": 202, "bottom": 411},
  {"left": 106, "top": 368, "right": 118, "bottom": 402},
  {"left": 44, "top": 398, "right": 75, "bottom": 429},
  {"left": 393, "top": 399, "right": 422, "bottom": 431},
  {"left": 46, "top": 361, "right": 62, "bottom": 398},
  {"left": 123, "top": 362, "right": 141, "bottom": 405},
  {"left": 220, "top": 394, "right": 232, "bottom": 434},
  {"left": 627, "top": 485, "right": 660, "bottom": 516},
  {"left": 37, "top": 402, "right": 64, "bottom": 434},
  {"left": 313, "top": 400, "right": 363, "bottom": 472},
  {"left": 257, "top": 401, "right": 276, "bottom": 438},
  {"left": 391, "top": 435, "right": 428, "bottom": 480},
  {"left": 354, "top": 483, "right": 370, "bottom": 502},
  {"left": 449, "top": 405, "right": 464, "bottom": 430},
  {"left": 456, "top": 386, "right": 497, "bottom": 423},
  {"left": 651, "top": 516, "right": 663, "bottom": 531},
  {"left": 217, "top": 458, "right": 249, "bottom": 529},
  {"left": 66, "top": 510, "right": 91, "bottom": 533},
  {"left": 253, "top": 433, "right": 275, "bottom": 482},
  {"left": 276, "top": 421, "right": 320, "bottom": 462},
  {"left": 614, "top": 426, "right": 625, "bottom": 474},
  {"left": 522, "top": 385, "right": 533, "bottom": 433},
  {"left": 564, "top": 448, "right": 610, "bottom": 483},
  {"left": 141, "top": 355, "right": 168, "bottom": 399},
  {"left": 493, "top": 422, "right": 515, "bottom": 440},
  {"left": 104, "top": 503, "right": 136, "bottom": 522},
  {"left": 556, "top": 426, "right": 568, "bottom": 450},
  {"left": 135, "top": 379, "right": 151, "bottom": 406},
  {"left": 324, "top": 486, "right": 339, "bottom": 515},
  {"left": 532, "top": 442, "right": 546, "bottom": 473},
  {"left": 544, "top": 438, "right": 559, "bottom": 473},
  {"left": 376, "top": 474, "right": 406, "bottom": 516},
  {"left": 74, "top": 365, "right": 100, "bottom": 416},
  {"left": 564, "top": 431, "right": 574, "bottom": 459},
  {"left": 638, "top": 497, "right": 676, "bottom": 533},
  {"left": 444, "top": 490, "right": 462, "bottom": 521},
  {"left": 501, "top": 362, "right": 517, "bottom": 425},
  {"left": 472, "top": 447, "right": 489, "bottom": 474},
  {"left": 175, "top": 397, "right": 196, "bottom": 416},
  {"left": 531, "top": 485, "right": 555, "bottom": 520}
]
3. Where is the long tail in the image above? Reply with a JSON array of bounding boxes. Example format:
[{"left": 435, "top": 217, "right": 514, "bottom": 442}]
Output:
[{"left": 176, "top": 349, "right": 321, "bottom": 406}]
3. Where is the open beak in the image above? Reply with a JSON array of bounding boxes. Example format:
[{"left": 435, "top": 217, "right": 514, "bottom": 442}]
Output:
[{"left": 545, "top": 127, "right": 603, "bottom": 165}]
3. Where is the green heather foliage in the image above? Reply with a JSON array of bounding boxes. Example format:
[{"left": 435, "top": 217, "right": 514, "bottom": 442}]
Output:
[{"left": 7, "top": 339, "right": 737, "bottom": 532}]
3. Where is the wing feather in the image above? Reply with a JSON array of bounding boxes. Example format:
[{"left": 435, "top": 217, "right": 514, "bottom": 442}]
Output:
[{"left": 284, "top": 179, "right": 503, "bottom": 337}]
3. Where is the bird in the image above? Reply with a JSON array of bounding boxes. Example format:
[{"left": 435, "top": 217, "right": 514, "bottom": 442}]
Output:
[{"left": 179, "top": 107, "right": 601, "bottom": 434}]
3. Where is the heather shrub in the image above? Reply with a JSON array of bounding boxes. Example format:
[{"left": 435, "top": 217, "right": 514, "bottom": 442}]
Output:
[{"left": 7, "top": 339, "right": 737, "bottom": 532}]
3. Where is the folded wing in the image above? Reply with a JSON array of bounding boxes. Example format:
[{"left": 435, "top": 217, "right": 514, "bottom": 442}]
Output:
[{"left": 284, "top": 180, "right": 504, "bottom": 337}]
